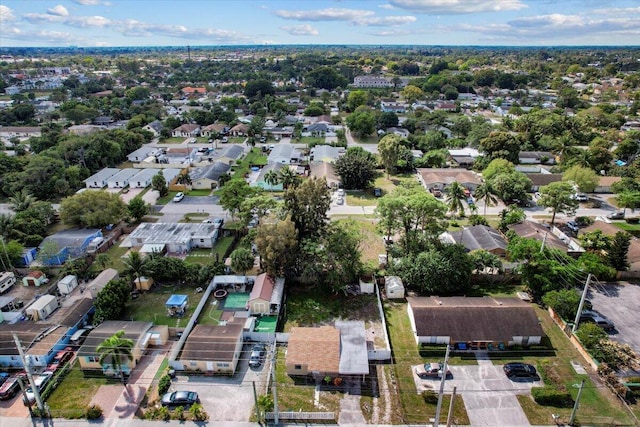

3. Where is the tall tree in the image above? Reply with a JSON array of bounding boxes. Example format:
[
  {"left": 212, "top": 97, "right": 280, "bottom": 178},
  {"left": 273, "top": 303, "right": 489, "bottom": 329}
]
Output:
[
  {"left": 284, "top": 178, "right": 331, "bottom": 240},
  {"left": 230, "top": 248, "right": 255, "bottom": 275},
  {"left": 219, "top": 180, "right": 258, "bottom": 219},
  {"left": 333, "top": 146, "right": 377, "bottom": 190},
  {"left": 378, "top": 134, "right": 402, "bottom": 179},
  {"left": 474, "top": 182, "right": 499, "bottom": 218},
  {"left": 346, "top": 108, "right": 376, "bottom": 138},
  {"left": 608, "top": 232, "right": 631, "bottom": 271},
  {"left": 96, "top": 330, "right": 134, "bottom": 385},
  {"left": 9, "top": 190, "right": 36, "bottom": 212},
  {"left": 445, "top": 181, "right": 466, "bottom": 218},
  {"left": 122, "top": 250, "right": 148, "bottom": 286},
  {"left": 563, "top": 165, "right": 599, "bottom": 193},
  {"left": 93, "top": 279, "right": 130, "bottom": 323},
  {"left": 537, "top": 181, "right": 578, "bottom": 225},
  {"left": 264, "top": 170, "right": 280, "bottom": 190},
  {"left": 255, "top": 215, "right": 298, "bottom": 277},
  {"left": 60, "top": 190, "right": 127, "bottom": 228},
  {"left": 151, "top": 171, "right": 168, "bottom": 197},
  {"left": 127, "top": 197, "right": 148, "bottom": 223},
  {"left": 278, "top": 167, "right": 300, "bottom": 190}
]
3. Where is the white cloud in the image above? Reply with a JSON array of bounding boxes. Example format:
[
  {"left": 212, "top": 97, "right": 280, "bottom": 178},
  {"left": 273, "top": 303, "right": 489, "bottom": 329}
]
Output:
[
  {"left": 65, "top": 15, "right": 112, "bottom": 28},
  {"left": 47, "top": 5, "right": 69, "bottom": 17},
  {"left": 0, "top": 5, "right": 16, "bottom": 23},
  {"left": 73, "top": 0, "right": 102, "bottom": 5},
  {"left": 280, "top": 24, "right": 319, "bottom": 36},
  {"left": 356, "top": 15, "right": 416, "bottom": 26},
  {"left": 389, "top": 0, "right": 527, "bottom": 14},
  {"left": 275, "top": 8, "right": 373, "bottom": 22},
  {"left": 379, "top": 3, "right": 395, "bottom": 9},
  {"left": 369, "top": 29, "right": 413, "bottom": 36},
  {"left": 23, "top": 13, "right": 66, "bottom": 24}
]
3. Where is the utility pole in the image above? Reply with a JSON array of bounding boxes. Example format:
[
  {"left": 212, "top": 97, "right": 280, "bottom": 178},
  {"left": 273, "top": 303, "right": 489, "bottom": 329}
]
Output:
[
  {"left": 572, "top": 274, "right": 593, "bottom": 333},
  {"left": 252, "top": 381, "right": 261, "bottom": 424},
  {"left": 13, "top": 333, "right": 44, "bottom": 411},
  {"left": 569, "top": 379, "right": 585, "bottom": 426},
  {"left": 271, "top": 341, "right": 279, "bottom": 425},
  {"left": 445, "top": 386, "right": 457, "bottom": 427},
  {"left": 17, "top": 377, "right": 34, "bottom": 418},
  {"left": 433, "top": 344, "right": 451, "bottom": 427},
  {"left": 540, "top": 231, "right": 549, "bottom": 253}
]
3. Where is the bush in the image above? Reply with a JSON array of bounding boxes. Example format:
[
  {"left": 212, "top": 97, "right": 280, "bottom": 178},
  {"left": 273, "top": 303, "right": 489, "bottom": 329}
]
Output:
[
  {"left": 85, "top": 404, "right": 103, "bottom": 420},
  {"left": 468, "top": 214, "right": 488, "bottom": 226},
  {"left": 158, "top": 374, "right": 171, "bottom": 395},
  {"left": 625, "top": 217, "right": 639, "bottom": 224},
  {"left": 189, "top": 403, "right": 209, "bottom": 421},
  {"left": 531, "top": 387, "right": 574, "bottom": 408},
  {"left": 422, "top": 390, "right": 439, "bottom": 404},
  {"left": 575, "top": 216, "right": 593, "bottom": 227}
]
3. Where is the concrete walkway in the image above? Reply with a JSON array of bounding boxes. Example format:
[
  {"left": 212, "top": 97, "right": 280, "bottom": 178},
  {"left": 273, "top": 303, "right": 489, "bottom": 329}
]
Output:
[{"left": 338, "top": 394, "right": 366, "bottom": 426}]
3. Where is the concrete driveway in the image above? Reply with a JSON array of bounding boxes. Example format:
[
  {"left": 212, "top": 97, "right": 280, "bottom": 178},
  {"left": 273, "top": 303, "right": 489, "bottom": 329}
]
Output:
[
  {"left": 169, "top": 343, "right": 270, "bottom": 422},
  {"left": 587, "top": 282, "right": 640, "bottom": 356},
  {"left": 414, "top": 355, "right": 542, "bottom": 426}
]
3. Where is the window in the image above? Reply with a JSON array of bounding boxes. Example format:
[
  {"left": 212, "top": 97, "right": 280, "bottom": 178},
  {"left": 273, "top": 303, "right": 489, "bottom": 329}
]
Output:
[
  {"left": 294, "top": 365, "right": 302, "bottom": 370},
  {"left": 217, "top": 363, "right": 229, "bottom": 368},
  {"left": 190, "top": 361, "right": 197, "bottom": 367},
  {"left": 86, "top": 356, "right": 99, "bottom": 363},
  {"left": 200, "top": 239, "right": 205, "bottom": 243}
]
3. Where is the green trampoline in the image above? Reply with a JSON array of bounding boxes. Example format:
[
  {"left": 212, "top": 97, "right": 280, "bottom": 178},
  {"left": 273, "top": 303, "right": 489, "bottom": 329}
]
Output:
[{"left": 255, "top": 316, "right": 277, "bottom": 332}]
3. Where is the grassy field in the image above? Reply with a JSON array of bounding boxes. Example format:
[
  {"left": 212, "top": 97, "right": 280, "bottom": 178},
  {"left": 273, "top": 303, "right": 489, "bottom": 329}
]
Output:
[
  {"left": 332, "top": 217, "right": 384, "bottom": 266},
  {"left": 160, "top": 137, "right": 187, "bottom": 144},
  {"left": 374, "top": 173, "right": 419, "bottom": 193},
  {"left": 346, "top": 189, "right": 379, "bottom": 206},
  {"left": 515, "top": 306, "right": 634, "bottom": 425},
  {"left": 47, "top": 362, "right": 107, "bottom": 419},
  {"left": 122, "top": 284, "right": 206, "bottom": 327},
  {"left": 93, "top": 243, "right": 129, "bottom": 273},
  {"left": 384, "top": 302, "right": 469, "bottom": 425},
  {"left": 612, "top": 221, "right": 640, "bottom": 234}
]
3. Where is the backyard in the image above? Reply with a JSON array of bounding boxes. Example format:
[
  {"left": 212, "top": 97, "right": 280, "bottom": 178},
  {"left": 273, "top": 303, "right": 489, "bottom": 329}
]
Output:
[{"left": 122, "top": 284, "right": 206, "bottom": 327}]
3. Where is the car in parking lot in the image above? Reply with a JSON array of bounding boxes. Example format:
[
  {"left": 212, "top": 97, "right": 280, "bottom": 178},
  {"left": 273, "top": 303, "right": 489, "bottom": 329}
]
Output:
[
  {"left": 249, "top": 343, "right": 267, "bottom": 368},
  {"left": 574, "top": 193, "right": 588, "bottom": 202},
  {"left": 580, "top": 310, "right": 615, "bottom": 331},
  {"left": 161, "top": 391, "right": 200, "bottom": 407},
  {"left": 374, "top": 188, "right": 383, "bottom": 197},
  {"left": 566, "top": 220, "right": 579, "bottom": 233},
  {"left": 189, "top": 138, "right": 197, "bottom": 143},
  {"left": 336, "top": 196, "right": 344, "bottom": 205},
  {"left": 415, "top": 362, "right": 451, "bottom": 379},
  {"left": 23, "top": 372, "right": 53, "bottom": 405},
  {"left": 607, "top": 211, "right": 625, "bottom": 220},
  {"left": 173, "top": 192, "right": 185, "bottom": 202},
  {"left": 0, "top": 375, "right": 21, "bottom": 400},
  {"left": 503, "top": 363, "right": 539, "bottom": 380},
  {"left": 337, "top": 189, "right": 345, "bottom": 197}
]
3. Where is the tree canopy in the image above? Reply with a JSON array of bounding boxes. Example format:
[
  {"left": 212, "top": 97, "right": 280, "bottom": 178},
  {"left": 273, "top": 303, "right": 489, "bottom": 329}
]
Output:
[
  {"left": 333, "top": 146, "right": 377, "bottom": 190},
  {"left": 60, "top": 190, "right": 127, "bottom": 228}
]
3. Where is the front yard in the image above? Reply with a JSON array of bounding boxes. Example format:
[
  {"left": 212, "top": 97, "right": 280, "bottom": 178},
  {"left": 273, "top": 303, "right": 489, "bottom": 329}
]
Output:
[{"left": 47, "top": 362, "right": 107, "bottom": 419}]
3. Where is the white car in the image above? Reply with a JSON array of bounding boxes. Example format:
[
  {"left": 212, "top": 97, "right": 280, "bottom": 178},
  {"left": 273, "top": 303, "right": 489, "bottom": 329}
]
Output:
[
  {"left": 173, "top": 192, "right": 185, "bottom": 202},
  {"left": 23, "top": 372, "right": 53, "bottom": 405},
  {"left": 337, "top": 189, "right": 345, "bottom": 197},
  {"left": 336, "top": 197, "right": 344, "bottom": 205}
]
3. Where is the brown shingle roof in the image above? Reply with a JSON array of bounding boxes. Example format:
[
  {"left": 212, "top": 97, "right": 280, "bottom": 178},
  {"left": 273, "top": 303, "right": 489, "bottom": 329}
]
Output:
[
  {"left": 417, "top": 168, "right": 481, "bottom": 186},
  {"left": 525, "top": 173, "right": 563, "bottom": 187},
  {"left": 181, "top": 322, "right": 243, "bottom": 362},
  {"left": 509, "top": 221, "right": 568, "bottom": 251},
  {"left": 408, "top": 297, "right": 544, "bottom": 342},
  {"left": 287, "top": 326, "right": 340, "bottom": 373},
  {"left": 250, "top": 273, "right": 274, "bottom": 302}
]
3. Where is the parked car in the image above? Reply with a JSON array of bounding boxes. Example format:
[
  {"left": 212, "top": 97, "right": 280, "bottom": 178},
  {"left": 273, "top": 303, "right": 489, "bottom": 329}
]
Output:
[
  {"left": 259, "top": 136, "right": 267, "bottom": 143},
  {"left": 23, "top": 372, "right": 53, "bottom": 405},
  {"left": 574, "top": 193, "right": 588, "bottom": 202},
  {"left": 580, "top": 310, "right": 615, "bottom": 331},
  {"left": 189, "top": 138, "right": 197, "bottom": 144},
  {"left": 173, "top": 192, "right": 185, "bottom": 202},
  {"left": 221, "top": 137, "right": 229, "bottom": 143},
  {"left": 431, "top": 188, "right": 442, "bottom": 198},
  {"left": 337, "top": 189, "right": 345, "bottom": 197},
  {"left": 0, "top": 375, "right": 20, "bottom": 401},
  {"left": 607, "top": 211, "right": 625, "bottom": 220},
  {"left": 336, "top": 196, "right": 344, "bottom": 205},
  {"left": 415, "top": 362, "right": 451, "bottom": 379},
  {"left": 503, "top": 363, "right": 539, "bottom": 380},
  {"left": 161, "top": 391, "right": 200, "bottom": 407},
  {"left": 566, "top": 221, "right": 579, "bottom": 233},
  {"left": 373, "top": 188, "right": 383, "bottom": 197},
  {"left": 247, "top": 218, "right": 259, "bottom": 228},
  {"left": 249, "top": 343, "right": 267, "bottom": 368},
  {"left": 52, "top": 349, "right": 74, "bottom": 367}
]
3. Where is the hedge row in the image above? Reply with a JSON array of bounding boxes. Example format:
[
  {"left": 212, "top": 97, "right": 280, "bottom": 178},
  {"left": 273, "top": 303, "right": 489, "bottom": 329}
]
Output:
[{"left": 531, "top": 386, "right": 574, "bottom": 408}]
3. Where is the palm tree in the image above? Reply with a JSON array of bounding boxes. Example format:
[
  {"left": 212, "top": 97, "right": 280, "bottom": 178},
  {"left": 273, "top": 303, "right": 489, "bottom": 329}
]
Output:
[
  {"left": 474, "top": 182, "right": 499, "bottom": 218},
  {"left": 177, "top": 173, "right": 192, "bottom": 187},
  {"left": 230, "top": 248, "right": 255, "bottom": 276},
  {"left": 9, "top": 190, "right": 36, "bottom": 212},
  {"left": 94, "top": 253, "right": 112, "bottom": 271},
  {"left": 445, "top": 181, "right": 466, "bottom": 219},
  {"left": 264, "top": 170, "right": 280, "bottom": 191},
  {"left": 122, "top": 250, "right": 147, "bottom": 287},
  {"left": 279, "top": 167, "right": 300, "bottom": 189},
  {"left": 96, "top": 330, "right": 134, "bottom": 385}
]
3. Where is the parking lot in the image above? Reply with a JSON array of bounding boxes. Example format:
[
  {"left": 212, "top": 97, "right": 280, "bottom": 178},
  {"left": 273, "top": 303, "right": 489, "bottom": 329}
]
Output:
[
  {"left": 587, "top": 282, "right": 640, "bottom": 356},
  {"left": 414, "top": 356, "right": 542, "bottom": 426},
  {"left": 169, "top": 343, "right": 271, "bottom": 422}
]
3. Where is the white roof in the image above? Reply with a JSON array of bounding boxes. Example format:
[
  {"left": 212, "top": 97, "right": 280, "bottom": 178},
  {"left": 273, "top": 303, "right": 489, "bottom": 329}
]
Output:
[
  {"left": 107, "top": 168, "right": 139, "bottom": 183},
  {"left": 84, "top": 167, "right": 120, "bottom": 184}
]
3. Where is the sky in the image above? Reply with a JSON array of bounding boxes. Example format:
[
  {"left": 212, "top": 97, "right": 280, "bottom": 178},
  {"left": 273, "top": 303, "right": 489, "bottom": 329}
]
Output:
[{"left": 1, "top": 0, "right": 639, "bottom": 48}]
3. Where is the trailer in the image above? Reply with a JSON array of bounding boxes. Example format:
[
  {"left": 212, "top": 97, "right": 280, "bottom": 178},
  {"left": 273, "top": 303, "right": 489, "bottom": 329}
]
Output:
[{"left": 26, "top": 295, "right": 59, "bottom": 321}]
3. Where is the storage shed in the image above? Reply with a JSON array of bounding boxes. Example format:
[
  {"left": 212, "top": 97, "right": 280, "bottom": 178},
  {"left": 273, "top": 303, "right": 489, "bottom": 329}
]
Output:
[
  {"left": 385, "top": 276, "right": 405, "bottom": 299},
  {"left": 26, "top": 295, "right": 59, "bottom": 321},
  {"left": 22, "top": 270, "right": 48, "bottom": 287},
  {"left": 57, "top": 275, "right": 79, "bottom": 295}
]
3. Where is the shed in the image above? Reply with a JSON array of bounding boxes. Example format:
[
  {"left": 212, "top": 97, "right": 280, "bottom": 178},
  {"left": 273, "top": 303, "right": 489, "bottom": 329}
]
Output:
[
  {"left": 88, "top": 268, "right": 119, "bottom": 298},
  {"left": 22, "top": 270, "right": 48, "bottom": 287},
  {"left": 166, "top": 294, "right": 188, "bottom": 316},
  {"left": 26, "top": 295, "right": 59, "bottom": 321},
  {"left": 134, "top": 276, "right": 153, "bottom": 291},
  {"left": 57, "top": 275, "right": 79, "bottom": 295},
  {"left": 385, "top": 276, "right": 405, "bottom": 299}
]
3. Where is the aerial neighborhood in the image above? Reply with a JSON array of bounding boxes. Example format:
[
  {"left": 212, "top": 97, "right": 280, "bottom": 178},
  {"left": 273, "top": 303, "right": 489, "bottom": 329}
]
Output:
[{"left": 0, "top": 43, "right": 639, "bottom": 427}]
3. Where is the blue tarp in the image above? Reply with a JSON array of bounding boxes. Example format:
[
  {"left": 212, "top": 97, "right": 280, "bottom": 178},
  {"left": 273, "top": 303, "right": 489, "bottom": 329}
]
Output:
[{"left": 166, "top": 294, "right": 188, "bottom": 306}]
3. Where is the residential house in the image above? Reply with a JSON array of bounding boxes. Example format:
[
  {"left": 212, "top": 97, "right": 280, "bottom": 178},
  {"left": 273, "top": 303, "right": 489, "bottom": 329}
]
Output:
[
  {"left": 448, "top": 148, "right": 480, "bottom": 169},
  {"left": 248, "top": 273, "right": 285, "bottom": 316},
  {"left": 519, "top": 151, "right": 556, "bottom": 165},
  {"left": 309, "top": 162, "right": 340, "bottom": 188},
  {"left": 309, "top": 145, "right": 344, "bottom": 163},
  {"left": 253, "top": 163, "right": 284, "bottom": 191},
  {"left": 171, "top": 124, "right": 201, "bottom": 138},
  {"left": 38, "top": 229, "right": 102, "bottom": 265},
  {"left": 525, "top": 173, "right": 563, "bottom": 192},
  {"left": 0, "top": 323, "right": 56, "bottom": 368},
  {"left": 201, "top": 123, "right": 227, "bottom": 137},
  {"left": 305, "top": 122, "right": 331, "bottom": 137},
  {"left": 106, "top": 169, "right": 139, "bottom": 189},
  {"left": 22, "top": 270, "right": 48, "bottom": 287},
  {"left": 580, "top": 221, "right": 640, "bottom": 271},
  {"left": 416, "top": 168, "right": 482, "bottom": 192},
  {"left": 127, "top": 222, "right": 219, "bottom": 253},
  {"left": 78, "top": 321, "right": 153, "bottom": 378},
  {"left": 448, "top": 225, "right": 508, "bottom": 257},
  {"left": 67, "top": 124, "right": 102, "bottom": 135},
  {"left": 0, "top": 126, "right": 42, "bottom": 139},
  {"left": 509, "top": 220, "right": 582, "bottom": 254},
  {"left": 595, "top": 176, "right": 621, "bottom": 193},
  {"left": 87, "top": 268, "right": 119, "bottom": 298},
  {"left": 229, "top": 123, "right": 249, "bottom": 136},
  {"left": 181, "top": 87, "right": 206, "bottom": 97},
  {"left": 286, "top": 321, "right": 369, "bottom": 380},
  {"left": 189, "top": 162, "right": 231, "bottom": 189},
  {"left": 178, "top": 320, "right": 244, "bottom": 374},
  {"left": 407, "top": 296, "right": 544, "bottom": 349},
  {"left": 142, "top": 120, "right": 164, "bottom": 136},
  {"left": 384, "top": 127, "right": 410, "bottom": 138},
  {"left": 84, "top": 168, "right": 120, "bottom": 189},
  {"left": 380, "top": 101, "right": 407, "bottom": 113},
  {"left": 127, "top": 147, "right": 156, "bottom": 163},
  {"left": 209, "top": 145, "right": 244, "bottom": 165},
  {"left": 128, "top": 169, "right": 160, "bottom": 189},
  {"left": 353, "top": 75, "right": 393, "bottom": 88},
  {"left": 268, "top": 143, "right": 300, "bottom": 164},
  {"left": 93, "top": 116, "right": 113, "bottom": 126}
]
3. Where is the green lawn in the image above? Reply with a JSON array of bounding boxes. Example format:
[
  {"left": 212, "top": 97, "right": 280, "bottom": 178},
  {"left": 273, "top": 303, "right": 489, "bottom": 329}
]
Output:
[
  {"left": 346, "top": 189, "right": 379, "bottom": 206},
  {"left": 229, "top": 148, "right": 268, "bottom": 180},
  {"left": 122, "top": 285, "right": 206, "bottom": 327},
  {"left": 299, "top": 136, "right": 325, "bottom": 146},
  {"left": 93, "top": 243, "right": 128, "bottom": 273},
  {"left": 384, "top": 302, "right": 469, "bottom": 425},
  {"left": 373, "top": 173, "right": 419, "bottom": 194},
  {"left": 47, "top": 362, "right": 107, "bottom": 419},
  {"left": 160, "top": 137, "right": 186, "bottom": 144},
  {"left": 612, "top": 221, "right": 640, "bottom": 234}
]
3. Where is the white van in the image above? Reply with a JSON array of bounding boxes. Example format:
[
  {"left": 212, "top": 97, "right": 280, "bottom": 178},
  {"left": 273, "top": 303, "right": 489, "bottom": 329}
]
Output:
[{"left": 0, "top": 272, "right": 16, "bottom": 294}]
